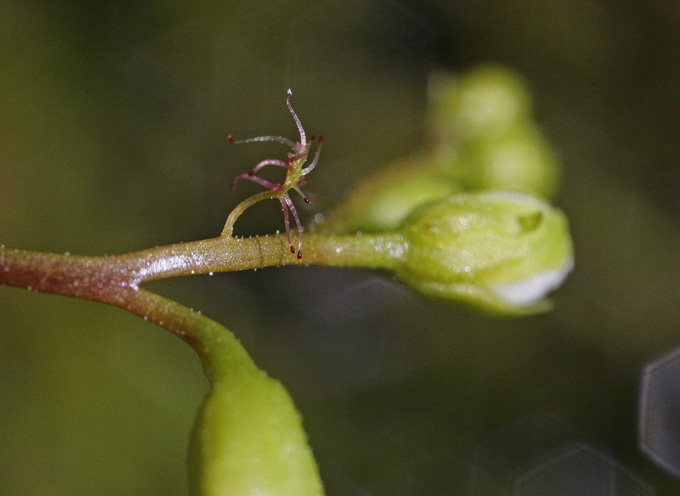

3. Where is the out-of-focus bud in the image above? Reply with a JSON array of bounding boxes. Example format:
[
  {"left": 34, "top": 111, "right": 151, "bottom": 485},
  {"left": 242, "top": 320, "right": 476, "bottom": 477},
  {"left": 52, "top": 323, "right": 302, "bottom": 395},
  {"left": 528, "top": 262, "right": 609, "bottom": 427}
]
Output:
[
  {"left": 428, "top": 65, "right": 533, "bottom": 145},
  {"left": 451, "top": 123, "right": 561, "bottom": 200},
  {"left": 395, "top": 192, "right": 573, "bottom": 314},
  {"left": 318, "top": 158, "right": 461, "bottom": 234},
  {"left": 320, "top": 65, "right": 563, "bottom": 235}
]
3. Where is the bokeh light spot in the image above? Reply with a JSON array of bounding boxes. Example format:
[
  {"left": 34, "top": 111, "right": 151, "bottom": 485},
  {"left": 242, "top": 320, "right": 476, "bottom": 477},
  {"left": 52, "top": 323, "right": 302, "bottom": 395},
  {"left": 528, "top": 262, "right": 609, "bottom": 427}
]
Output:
[{"left": 640, "top": 347, "right": 680, "bottom": 479}]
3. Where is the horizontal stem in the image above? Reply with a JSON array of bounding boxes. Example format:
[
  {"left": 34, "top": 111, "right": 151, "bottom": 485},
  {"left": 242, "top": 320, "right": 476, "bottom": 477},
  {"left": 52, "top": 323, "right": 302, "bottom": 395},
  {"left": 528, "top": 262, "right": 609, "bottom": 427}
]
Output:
[
  {"left": 116, "top": 232, "right": 407, "bottom": 283},
  {"left": 0, "top": 233, "right": 406, "bottom": 290},
  {"left": 0, "top": 247, "right": 129, "bottom": 302}
]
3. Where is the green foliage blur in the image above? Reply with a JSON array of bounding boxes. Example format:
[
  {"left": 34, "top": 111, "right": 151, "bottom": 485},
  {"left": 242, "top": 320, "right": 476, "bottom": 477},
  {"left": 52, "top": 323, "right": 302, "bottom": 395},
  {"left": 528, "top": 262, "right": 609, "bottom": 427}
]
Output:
[{"left": 1, "top": 1, "right": 680, "bottom": 495}]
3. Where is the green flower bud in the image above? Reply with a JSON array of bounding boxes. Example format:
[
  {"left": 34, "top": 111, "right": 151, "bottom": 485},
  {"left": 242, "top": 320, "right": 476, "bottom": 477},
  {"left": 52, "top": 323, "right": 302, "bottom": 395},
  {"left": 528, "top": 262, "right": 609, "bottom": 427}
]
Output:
[
  {"left": 452, "top": 123, "right": 561, "bottom": 200},
  {"left": 189, "top": 353, "right": 323, "bottom": 496},
  {"left": 428, "top": 65, "right": 533, "bottom": 145},
  {"left": 395, "top": 192, "right": 573, "bottom": 314},
  {"left": 319, "top": 158, "right": 461, "bottom": 234},
  {"left": 189, "top": 374, "right": 323, "bottom": 496}
]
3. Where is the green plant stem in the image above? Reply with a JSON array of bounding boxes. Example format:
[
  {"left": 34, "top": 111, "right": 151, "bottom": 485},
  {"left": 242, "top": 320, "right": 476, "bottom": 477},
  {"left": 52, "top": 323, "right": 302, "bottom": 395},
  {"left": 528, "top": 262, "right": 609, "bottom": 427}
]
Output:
[
  {"left": 0, "top": 232, "right": 406, "bottom": 379},
  {"left": 125, "top": 289, "right": 258, "bottom": 385},
  {"left": 126, "top": 232, "right": 407, "bottom": 282}
]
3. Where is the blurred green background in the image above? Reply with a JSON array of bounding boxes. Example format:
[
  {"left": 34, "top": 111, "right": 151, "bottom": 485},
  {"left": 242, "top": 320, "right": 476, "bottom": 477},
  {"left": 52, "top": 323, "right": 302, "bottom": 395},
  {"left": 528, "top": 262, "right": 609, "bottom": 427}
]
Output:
[{"left": 2, "top": 1, "right": 680, "bottom": 494}]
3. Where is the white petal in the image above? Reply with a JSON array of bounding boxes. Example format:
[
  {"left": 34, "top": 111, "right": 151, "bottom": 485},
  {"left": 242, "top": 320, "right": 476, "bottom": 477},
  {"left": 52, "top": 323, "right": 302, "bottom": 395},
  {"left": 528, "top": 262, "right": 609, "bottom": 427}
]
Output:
[{"left": 491, "top": 259, "right": 574, "bottom": 306}]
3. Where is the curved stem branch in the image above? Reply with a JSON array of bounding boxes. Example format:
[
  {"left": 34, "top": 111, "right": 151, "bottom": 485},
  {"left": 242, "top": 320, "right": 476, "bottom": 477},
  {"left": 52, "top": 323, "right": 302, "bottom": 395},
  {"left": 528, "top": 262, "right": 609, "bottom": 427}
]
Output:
[
  {"left": 123, "top": 289, "right": 257, "bottom": 385},
  {"left": 221, "top": 191, "right": 279, "bottom": 237}
]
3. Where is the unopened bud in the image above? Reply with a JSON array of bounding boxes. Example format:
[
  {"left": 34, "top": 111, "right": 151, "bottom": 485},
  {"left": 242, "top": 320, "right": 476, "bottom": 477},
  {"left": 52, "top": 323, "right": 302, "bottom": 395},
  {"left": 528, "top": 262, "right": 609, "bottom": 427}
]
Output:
[
  {"left": 395, "top": 192, "right": 573, "bottom": 314},
  {"left": 189, "top": 372, "right": 323, "bottom": 496},
  {"left": 321, "top": 158, "right": 460, "bottom": 233},
  {"left": 452, "top": 123, "right": 561, "bottom": 199},
  {"left": 428, "top": 65, "right": 533, "bottom": 145}
]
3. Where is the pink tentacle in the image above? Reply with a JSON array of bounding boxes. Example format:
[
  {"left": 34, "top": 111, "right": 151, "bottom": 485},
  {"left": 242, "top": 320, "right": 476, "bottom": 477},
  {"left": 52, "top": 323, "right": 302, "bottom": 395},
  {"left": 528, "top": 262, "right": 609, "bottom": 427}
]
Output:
[
  {"left": 228, "top": 134, "right": 296, "bottom": 148},
  {"left": 231, "top": 173, "right": 282, "bottom": 191},
  {"left": 292, "top": 186, "right": 309, "bottom": 203},
  {"left": 286, "top": 89, "right": 307, "bottom": 152},
  {"left": 301, "top": 136, "right": 322, "bottom": 175},
  {"left": 284, "top": 195, "right": 304, "bottom": 259},
  {"left": 278, "top": 196, "right": 295, "bottom": 254},
  {"left": 251, "top": 159, "right": 293, "bottom": 174}
]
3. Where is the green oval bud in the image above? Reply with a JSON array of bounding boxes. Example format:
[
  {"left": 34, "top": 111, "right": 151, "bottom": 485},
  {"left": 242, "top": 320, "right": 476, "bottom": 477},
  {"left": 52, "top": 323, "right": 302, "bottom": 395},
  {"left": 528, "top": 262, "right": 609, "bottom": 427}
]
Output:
[
  {"left": 395, "top": 192, "right": 573, "bottom": 314},
  {"left": 189, "top": 371, "right": 324, "bottom": 496},
  {"left": 453, "top": 123, "right": 561, "bottom": 200},
  {"left": 428, "top": 65, "right": 533, "bottom": 145},
  {"left": 320, "top": 158, "right": 461, "bottom": 234}
]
